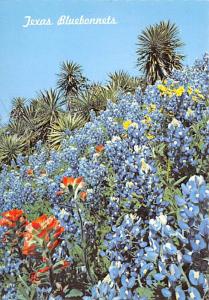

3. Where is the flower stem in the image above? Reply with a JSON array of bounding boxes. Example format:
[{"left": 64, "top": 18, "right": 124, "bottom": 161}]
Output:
[
  {"left": 75, "top": 190, "right": 95, "bottom": 285},
  {"left": 179, "top": 264, "right": 191, "bottom": 289}
]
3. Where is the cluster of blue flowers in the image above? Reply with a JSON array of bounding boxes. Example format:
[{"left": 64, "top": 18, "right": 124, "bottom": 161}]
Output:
[
  {"left": 85, "top": 176, "right": 208, "bottom": 300},
  {"left": 0, "top": 54, "right": 208, "bottom": 299}
]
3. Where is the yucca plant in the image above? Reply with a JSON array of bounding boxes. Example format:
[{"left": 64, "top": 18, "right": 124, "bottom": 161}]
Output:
[
  {"left": 57, "top": 61, "right": 88, "bottom": 100},
  {"left": 70, "top": 88, "right": 108, "bottom": 120},
  {"left": 87, "top": 82, "right": 104, "bottom": 94},
  {"left": 36, "top": 89, "right": 64, "bottom": 133},
  {"left": 48, "top": 113, "right": 85, "bottom": 149},
  {"left": 98, "top": 85, "right": 119, "bottom": 104},
  {"left": 8, "top": 119, "right": 27, "bottom": 137},
  {"left": 9, "top": 101, "right": 42, "bottom": 149},
  {"left": 108, "top": 71, "right": 143, "bottom": 93},
  {"left": 0, "top": 134, "right": 26, "bottom": 164},
  {"left": 136, "top": 20, "right": 184, "bottom": 84},
  {"left": 20, "top": 101, "right": 40, "bottom": 128},
  {"left": 10, "top": 97, "right": 26, "bottom": 120}
]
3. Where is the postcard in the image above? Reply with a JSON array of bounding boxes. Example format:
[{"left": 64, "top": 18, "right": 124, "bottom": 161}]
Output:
[{"left": 0, "top": 1, "right": 208, "bottom": 299}]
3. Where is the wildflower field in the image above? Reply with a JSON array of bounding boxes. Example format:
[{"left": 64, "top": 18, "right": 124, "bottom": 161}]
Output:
[{"left": 0, "top": 54, "right": 208, "bottom": 300}]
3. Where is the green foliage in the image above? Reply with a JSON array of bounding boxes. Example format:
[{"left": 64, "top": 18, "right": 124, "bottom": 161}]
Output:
[
  {"left": 66, "top": 288, "right": 83, "bottom": 298},
  {"left": 190, "top": 116, "right": 209, "bottom": 180},
  {"left": 136, "top": 286, "right": 155, "bottom": 299},
  {"left": 23, "top": 199, "right": 52, "bottom": 221},
  {"left": 103, "top": 165, "right": 117, "bottom": 198},
  {"left": 0, "top": 134, "right": 26, "bottom": 164},
  {"left": 16, "top": 277, "right": 36, "bottom": 300}
]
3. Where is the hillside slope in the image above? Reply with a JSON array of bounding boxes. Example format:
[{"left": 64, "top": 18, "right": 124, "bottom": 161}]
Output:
[{"left": 0, "top": 54, "right": 208, "bottom": 299}]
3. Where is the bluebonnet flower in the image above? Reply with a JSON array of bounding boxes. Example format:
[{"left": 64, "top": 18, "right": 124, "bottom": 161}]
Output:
[
  {"left": 188, "top": 287, "right": 202, "bottom": 300},
  {"left": 175, "top": 286, "right": 186, "bottom": 300},
  {"left": 109, "top": 264, "right": 119, "bottom": 281},
  {"left": 163, "top": 242, "right": 177, "bottom": 256},
  {"left": 161, "top": 287, "right": 172, "bottom": 298},
  {"left": 168, "top": 264, "right": 181, "bottom": 282},
  {"left": 189, "top": 270, "right": 205, "bottom": 286},
  {"left": 1, "top": 283, "right": 17, "bottom": 300}
]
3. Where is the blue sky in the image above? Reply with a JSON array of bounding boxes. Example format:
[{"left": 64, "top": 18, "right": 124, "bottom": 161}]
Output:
[{"left": 0, "top": 0, "right": 208, "bottom": 122}]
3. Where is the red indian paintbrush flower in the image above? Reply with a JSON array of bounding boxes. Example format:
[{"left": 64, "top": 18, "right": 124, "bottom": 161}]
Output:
[
  {"left": 2, "top": 209, "right": 24, "bottom": 222},
  {"left": 40, "top": 169, "right": 47, "bottom": 177},
  {"left": 61, "top": 176, "right": 85, "bottom": 193},
  {"left": 30, "top": 272, "right": 39, "bottom": 283},
  {"left": 47, "top": 239, "right": 61, "bottom": 251},
  {"left": 22, "top": 243, "right": 36, "bottom": 256},
  {"left": 80, "top": 191, "right": 87, "bottom": 202},
  {"left": 30, "top": 262, "right": 69, "bottom": 284},
  {"left": 95, "top": 144, "right": 105, "bottom": 153},
  {"left": 22, "top": 214, "right": 64, "bottom": 256},
  {"left": 0, "top": 218, "right": 15, "bottom": 228},
  {"left": 0, "top": 209, "right": 24, "bottom": 228},
  {"left": 30, "top": 266, "right": 51, "bottom": 283},
  {"left": 62, "top": 176, "right": 75, "bottom": 186},
  {"left": 56, "top": 190, "right": 64, "bottom": 196},
  {"left": 62, "top": 176, "right": 84, "bottom": 187},
  {"left": 37, "top": 266, "right": 51, "bottom": 273},
  {"left": 61, "top": 260, "right": 71, "bottom": 269},
  {"left": 27, "top": 214, "right": 47, "bottom": 231},
  {"left": 53, "top": 226, "right": 65, "bottom": 239},
  {"left": 26, "top": 169, "right": 34, "bottom": 176}
]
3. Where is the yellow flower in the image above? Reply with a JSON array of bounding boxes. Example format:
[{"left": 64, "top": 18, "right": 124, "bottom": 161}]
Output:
[
  {"left": 187, "top": 86, "right": 193, "bottom": 95},
  {"left": 192, "top": 96, "right": 199, "bottom": 103},
  {"left": 198, "top": 93, "right": 204, "bottom": 100},
  {"left": 141, "top": 115, "right": 152, "bottom": 125},
  {"left": 170, "top": 118, "right": 181, "bottom": 127},
  {"left": 126, "top": 181, "right": 134, "bottom": 188},
  {"left": 157, "top": 84, "right": 167, "bottom": 92},
  {"left": 148, "top": 104, "right": 156, "bottom": 113},
  {"left": 140, "top": 158, "right": 150, "bottom": 174},
  {"left": 123, "top": 120, "right": 132, "bottom": 130},
  {"left": 166, "top": 110, "right": 175, "bottom": 117},
  {"left": 174, "top": 86, "right": 185, "bottom": 97},
  {"left": 167, "top": 90, "right": 173, "bottom": 98},
  {"left": 194, "top": 89, "right": 204, "bottom": 99},
  {"left": 131, "top": 122, "right": 139, "bottom": 129},
  {"left": 146, "top": 133, "right": 155, "bottom": 140},
  {"left": 186, "top": 107, "right": 194, "bottom": 117},
  {"left": 194, "top": 89, "right": 201, "bottom": 94}
]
